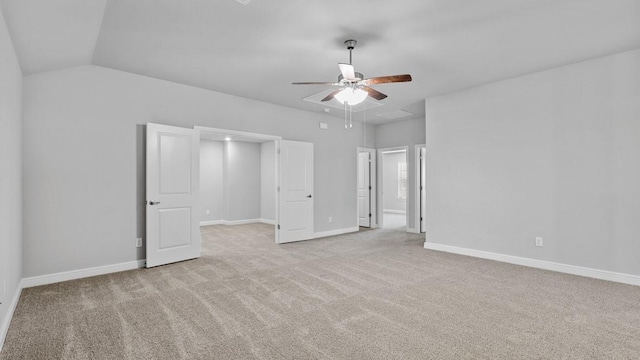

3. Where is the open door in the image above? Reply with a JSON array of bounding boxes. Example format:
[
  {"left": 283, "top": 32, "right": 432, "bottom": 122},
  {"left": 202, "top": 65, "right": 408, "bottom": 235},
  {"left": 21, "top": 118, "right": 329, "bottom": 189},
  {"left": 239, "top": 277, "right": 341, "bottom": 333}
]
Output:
[
  {"left": 357, "top": 151, "right": 371, "bottom": 227},
  {"left": 278, "top": 140, "right": 313, "bottom": 243},
  {"left": 146, "top": 123, "right": 200, "bottom": 267},
  {"left": 420, "top": 147, "right": 426, "bottom": 233}
]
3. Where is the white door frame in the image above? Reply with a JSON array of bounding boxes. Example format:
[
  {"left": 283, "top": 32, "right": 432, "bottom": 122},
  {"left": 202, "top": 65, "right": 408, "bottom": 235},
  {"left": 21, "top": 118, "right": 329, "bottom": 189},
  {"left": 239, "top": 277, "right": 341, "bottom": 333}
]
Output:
[
  {"left": 377, "top": 146, "right": 408, "bottom": 230},
  {"left": 356, "top": 147, "right": 377, "bottom": 228},
  {"left": 194, "top": 126, "right": 282, "bottom": 242},
  {"left": 414, "top": 144, "right": 426, "bottom": 233}
]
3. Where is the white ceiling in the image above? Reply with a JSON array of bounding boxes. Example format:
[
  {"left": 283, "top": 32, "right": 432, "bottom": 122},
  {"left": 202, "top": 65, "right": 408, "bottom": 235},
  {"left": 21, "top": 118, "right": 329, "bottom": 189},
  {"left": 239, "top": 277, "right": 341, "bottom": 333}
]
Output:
[{"left": 3, "top": 0, "right": 640, "bottom": 124}]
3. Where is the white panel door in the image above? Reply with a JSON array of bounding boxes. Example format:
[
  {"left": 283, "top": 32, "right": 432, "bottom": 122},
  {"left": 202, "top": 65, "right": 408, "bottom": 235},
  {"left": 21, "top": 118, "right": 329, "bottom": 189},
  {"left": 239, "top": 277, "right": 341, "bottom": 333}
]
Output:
[
  {"left": 146, "top": 123, "right": 200, "bottom": 267},
  {"left": 357, "top": 151, "right": 371, "bottom": 227},
  {"left": 278, "top": 140, "right": 313, "bottom": 243},
  {"left": 420, "top": 147, "right": 426, "bottom": 233}
]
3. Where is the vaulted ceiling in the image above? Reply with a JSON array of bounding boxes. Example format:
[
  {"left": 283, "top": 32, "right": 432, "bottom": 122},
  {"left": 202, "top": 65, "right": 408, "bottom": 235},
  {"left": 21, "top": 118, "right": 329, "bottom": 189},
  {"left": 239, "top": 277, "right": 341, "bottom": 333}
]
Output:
[{"left": 3, "top": 0, "right": 640, "bottom": 124}]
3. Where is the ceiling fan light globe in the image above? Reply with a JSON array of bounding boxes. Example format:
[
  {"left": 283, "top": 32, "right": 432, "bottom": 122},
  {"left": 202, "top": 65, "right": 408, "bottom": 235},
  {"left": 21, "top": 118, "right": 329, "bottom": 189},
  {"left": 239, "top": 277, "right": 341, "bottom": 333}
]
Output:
[
  {"left": 335, "top": 88, "right": 368, "bottom": 106},
  {"left": 350, "top": 88, "right": 368, "bottom": 105}
]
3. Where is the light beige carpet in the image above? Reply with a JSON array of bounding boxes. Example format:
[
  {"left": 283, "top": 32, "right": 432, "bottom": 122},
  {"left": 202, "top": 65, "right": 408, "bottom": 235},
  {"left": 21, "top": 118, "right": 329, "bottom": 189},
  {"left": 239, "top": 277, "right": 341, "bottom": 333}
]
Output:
[{"left": 2, "top": 224, "right": 640, "bottom": 359}]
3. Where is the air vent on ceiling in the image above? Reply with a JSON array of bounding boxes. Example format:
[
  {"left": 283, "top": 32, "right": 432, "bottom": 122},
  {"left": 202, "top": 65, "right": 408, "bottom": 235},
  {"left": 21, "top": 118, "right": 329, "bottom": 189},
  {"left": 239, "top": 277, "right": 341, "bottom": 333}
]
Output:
[{"left": 377, "top": 109, "right": 414, "bottom": 120}]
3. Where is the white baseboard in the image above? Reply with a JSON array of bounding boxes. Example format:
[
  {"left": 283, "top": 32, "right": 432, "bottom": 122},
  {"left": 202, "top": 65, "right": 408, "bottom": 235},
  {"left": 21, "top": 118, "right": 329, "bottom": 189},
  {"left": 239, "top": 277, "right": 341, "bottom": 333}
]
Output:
[
  {"left": 21, "top": 260, "right": 146, "bottom": 289},
  {"left": 200, "top": 220, "right": 223, "bottom": 226},
  {"left": 201, "top": 219, "right": 276, "bottom": 226},
  {"left": 383, "top": 209, "right": 406, "bottom": 214},
  {"left": 222, "top": 218, "right": 261, "bottom": 226},
  {"left": 407, "top": 227, "right": 419, "bottom": 234},
  {"left": 0, "top": 284, "right": 22, "bottom": 353},
  {"left": 423, "top": 242, "right": 640, "bottom": 287},
  {"left": 314, "top": 227, "right": 359, "bottom": 239}
]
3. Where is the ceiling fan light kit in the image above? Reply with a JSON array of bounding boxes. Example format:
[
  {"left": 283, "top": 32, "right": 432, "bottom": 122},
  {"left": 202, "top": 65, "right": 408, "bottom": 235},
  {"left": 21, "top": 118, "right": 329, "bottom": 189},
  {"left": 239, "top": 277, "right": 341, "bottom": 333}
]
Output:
[
  {"left": 293, "top": 39, "right": 412, "bottom": 129},
  {"left": 335, "top": 87, "right": 368, "bottom": 106}
]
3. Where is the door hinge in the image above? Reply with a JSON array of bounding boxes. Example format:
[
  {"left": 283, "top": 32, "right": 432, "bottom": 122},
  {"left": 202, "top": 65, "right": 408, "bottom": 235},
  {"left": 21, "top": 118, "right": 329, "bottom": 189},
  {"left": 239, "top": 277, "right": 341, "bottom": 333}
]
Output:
[
  {"left": 420, "top": 217, "right": 423, "bottom": 221},
  {"left": 369, "top": 213, "right": 372, "bottom": 217},
  {"left": 277, "top": 224, "right": 280, "bottom": 230},
  {"left": 369, "top": 186, "right": 372, "bottom": 190}
]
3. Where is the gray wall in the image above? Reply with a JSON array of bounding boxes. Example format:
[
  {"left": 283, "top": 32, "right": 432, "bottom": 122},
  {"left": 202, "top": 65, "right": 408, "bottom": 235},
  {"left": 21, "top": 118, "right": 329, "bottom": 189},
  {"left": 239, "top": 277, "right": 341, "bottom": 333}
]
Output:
[
  {"left": 199, "top": 140, "right": 224, "bottom": 222},
  {"left": 22, "top": 65, "right": 376, "bottom": 277},
  {"left": 0, "top": 6, "right": 22, "bottom": 335},
  {"left": 224, "top": 141, "right": 261, "bottom": 221},
  {"left": 261, "top": 141, "right": 276, "bottom": 222},
  {"left": 375, "top": 118, "right": 426, "bottom": 230},
  {"left": 382, "top": 152, "right": 407, "bottom": 212},
  {"left": 425, "top": 49, "right": 640, "bottom": 276}
]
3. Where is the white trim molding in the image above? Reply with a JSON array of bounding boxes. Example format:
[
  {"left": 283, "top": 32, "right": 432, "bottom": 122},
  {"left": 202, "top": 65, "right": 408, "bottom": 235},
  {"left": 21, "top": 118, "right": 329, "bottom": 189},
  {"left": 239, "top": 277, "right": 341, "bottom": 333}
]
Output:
[
  {"left": 314, "top": 227, "right": 359, "bottom": 239},
  {"left": 200, "top": 219, "right": 276, "bottom": 227},
  {"left": 406, "top": 227, "right": 419, "bottom": 234},
  {"left": 423, "top": 242, "right": 640, "bottom": 287},
  {"left": 200, "top": 220, "right": 223, "bottom": 226},
  {"left": 0, "top": 285, "right": 22, "bottom": 353},
  {"left": 21, "top": 260, "right": 146, "bottom": 289},
  {"left": 222, "top": 219, "right": 261, "bottom": 226}
]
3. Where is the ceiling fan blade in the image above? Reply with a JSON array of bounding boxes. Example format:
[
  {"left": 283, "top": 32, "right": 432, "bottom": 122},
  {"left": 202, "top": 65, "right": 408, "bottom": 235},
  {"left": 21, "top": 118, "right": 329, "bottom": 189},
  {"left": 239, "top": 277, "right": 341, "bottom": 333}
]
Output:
[
  {"left": 292, "top": 81, "right": 340, "bottom": 85},
  {"left": 362, "top": 86, "right": 387, "bottom": 101},
  {"left": 338, "top": 63, "right": 356, "bottom": 80},
  {"left": 321, "top": 89, "right": 343, "bottom": 102},
  {"left": 363, "top": 74, "right": 412, "bottom": 85}
]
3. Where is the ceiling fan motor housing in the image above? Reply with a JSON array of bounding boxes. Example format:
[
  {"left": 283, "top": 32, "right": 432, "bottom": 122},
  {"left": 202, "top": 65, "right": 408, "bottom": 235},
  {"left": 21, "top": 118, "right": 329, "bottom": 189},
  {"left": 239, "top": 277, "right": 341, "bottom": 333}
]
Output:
[
  {"left": 344, "top": 39, "right": 357, "bottom": 50},
  {"left": 338, "top": 72, "right": 364, "bottom": 82}
]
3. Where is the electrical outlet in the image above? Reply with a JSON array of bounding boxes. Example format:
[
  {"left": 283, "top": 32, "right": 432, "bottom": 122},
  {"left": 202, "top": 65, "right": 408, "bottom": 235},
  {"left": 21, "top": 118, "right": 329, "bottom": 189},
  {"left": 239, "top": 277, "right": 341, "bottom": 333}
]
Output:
[
  {"left": 535, "top": 237, "right": 543, "bottom": 247},
  {"left": 329, "top": 216, "right": 333, "bottom": 223},
  {"left": 136, "top": 238, "right": 143, "bottom": 248}
]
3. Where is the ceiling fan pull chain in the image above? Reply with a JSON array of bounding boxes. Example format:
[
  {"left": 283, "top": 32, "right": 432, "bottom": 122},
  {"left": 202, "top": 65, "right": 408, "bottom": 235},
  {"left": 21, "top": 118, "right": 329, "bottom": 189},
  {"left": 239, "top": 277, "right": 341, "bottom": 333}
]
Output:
[
  {"left": 349, "top": 105, "right": 353, "bottom": 128},
  {"left": 344, "top": 102, "right": 348, "bottom": 129}
]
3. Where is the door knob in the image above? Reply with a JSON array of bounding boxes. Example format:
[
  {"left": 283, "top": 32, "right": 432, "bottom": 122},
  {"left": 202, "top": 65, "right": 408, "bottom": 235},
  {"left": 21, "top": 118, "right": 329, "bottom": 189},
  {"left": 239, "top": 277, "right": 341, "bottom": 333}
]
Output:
[
  {"left": 307, "top": 195, "right": 312, "bottom": 198},
  {"left": 149, "top": 201, "right": 161, "bottom": 205}
]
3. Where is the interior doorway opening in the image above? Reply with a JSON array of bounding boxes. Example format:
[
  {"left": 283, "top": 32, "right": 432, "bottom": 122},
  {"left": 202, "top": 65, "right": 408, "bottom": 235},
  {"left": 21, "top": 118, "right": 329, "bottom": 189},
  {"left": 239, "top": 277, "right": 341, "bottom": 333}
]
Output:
[
  {"left": 196, "top": 126, "right": 281, "bottom": 243},
  {"left": 146, "top": 123, "right": 315, "bottom": 268},
  {"left": 378, "top": 147, "right": 408, "bottom": 231},
  {"left": 415, "top": 145, "right": 426, "bottom": 233}
]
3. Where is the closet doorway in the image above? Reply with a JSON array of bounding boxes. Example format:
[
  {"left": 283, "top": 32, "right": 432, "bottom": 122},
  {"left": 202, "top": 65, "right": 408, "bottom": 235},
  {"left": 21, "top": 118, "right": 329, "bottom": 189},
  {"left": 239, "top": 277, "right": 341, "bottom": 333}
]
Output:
[
  {"left": 196, "top": 127, "right": 315, "bottom": 244},
  {"left": 197, "top": 127, "right": 281, "bottom": 241}
]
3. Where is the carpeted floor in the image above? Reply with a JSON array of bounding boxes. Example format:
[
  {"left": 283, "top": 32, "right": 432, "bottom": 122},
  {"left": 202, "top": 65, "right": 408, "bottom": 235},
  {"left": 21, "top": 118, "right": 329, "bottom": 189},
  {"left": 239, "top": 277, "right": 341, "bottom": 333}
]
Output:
[
  {"left": 2, "top": 224, "right": 640, "bottom": 359},
  {"left": 382, "top": 212, "right": 406, "bottom": 230}
]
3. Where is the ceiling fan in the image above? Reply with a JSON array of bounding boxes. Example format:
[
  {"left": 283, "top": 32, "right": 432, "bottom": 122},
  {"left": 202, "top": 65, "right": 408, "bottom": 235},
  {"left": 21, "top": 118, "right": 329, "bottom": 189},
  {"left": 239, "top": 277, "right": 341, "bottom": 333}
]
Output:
[{"left": 292, "top": 39, "right": 412, "bottom": 106}]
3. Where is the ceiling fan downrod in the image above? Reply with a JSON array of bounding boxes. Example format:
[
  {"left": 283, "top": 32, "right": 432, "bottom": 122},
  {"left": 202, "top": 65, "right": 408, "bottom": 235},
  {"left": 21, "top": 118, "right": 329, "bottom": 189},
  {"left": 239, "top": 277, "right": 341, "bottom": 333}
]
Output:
[{"left": 345, "top": 39, "right": 357, "bottom": 65}]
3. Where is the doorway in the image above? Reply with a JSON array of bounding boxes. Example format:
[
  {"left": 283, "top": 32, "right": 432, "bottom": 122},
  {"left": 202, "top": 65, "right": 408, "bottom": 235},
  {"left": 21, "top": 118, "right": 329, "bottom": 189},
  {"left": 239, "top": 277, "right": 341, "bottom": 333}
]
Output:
[
  {"left": 415, "top": 145, "right": 426, "bottom": 233},
  {"left": 195, "top": 127, "right": 314, "bottom": 244},
  {"left": 146, "top": 124, "right": 315, "bottom": 267},
  {"left": 199, "top": 137, "right": 277, "bottom": 227},
  {"left": 378, "top": 147, "right": 408, "bottom": 230}
]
